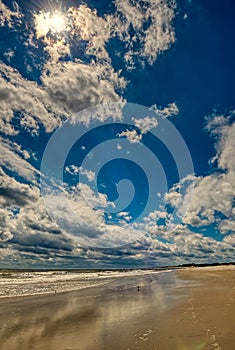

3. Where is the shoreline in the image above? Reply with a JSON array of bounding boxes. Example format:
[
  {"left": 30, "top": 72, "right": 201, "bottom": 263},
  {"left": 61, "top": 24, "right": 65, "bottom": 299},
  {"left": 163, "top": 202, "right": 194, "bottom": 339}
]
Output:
[
  {"left": 0, "top": 278, "right": 113, "bottom": 302},
  {"left": 0, "top": 269, "right": 167, "bottom": 300},
  {"left": 1, "top": 265, "right": 234, "bottom": 301}
]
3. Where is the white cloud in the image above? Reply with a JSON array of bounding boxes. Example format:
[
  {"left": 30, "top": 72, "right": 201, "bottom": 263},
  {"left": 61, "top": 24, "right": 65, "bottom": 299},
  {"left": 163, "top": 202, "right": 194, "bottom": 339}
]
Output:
[
  {"left": 173, "top": 116, "right": 235, "bottom": 229},
  {"left": 118, "top": 129, "right": 142, "bottom": 143},
  {"left": 165, "top": 189, "right": 182, "bottom": 208},
  {"left": 182, "top": 174, "right": 234, "bottom": 227},
  {"left": 219, "top": 220, "right": 235, "bottom": 234},
  {"left": 0, "top": 191, "right": 74, "bottom": 252},
  {"left": 118, "top": 116, "right": 158, "bottom": 143},
  {"left": 0, "top": 138, "right": 39, "bottom": 181},
  {"left": 5, "top": 139, "right": 30, "bottom": 159},
  {"left": 0, "top": 209, "right": 13, "bottom": 241},
  {"left": 150, "top": 102, "right": 179, "bottom": 118},
  {"left": 0, "top": 59, "right": 125, "bottom": 136},
  {"left": 33, "top": 1, "right": 176, "bottom": 69},
  {"left": 141, "top": 0, "right": 176, "bottom": 64},
  {"left": 0, "top": 0, "right": 21, "bottom": 27},
  {"left": 1, "top": 1, "right": 234, "bottom": 266},
  {"left": 117, "top": 211, "right": 132, "bottom": 222},
  {"left": 75, "top": 183, "right": 111, "bottom": 209},
  {"left": 144, "top": 224, "right": 234, "bottom": 263},
  {"left": 65, "top": 165, "right": 80, "bottom": 175},
  {"left": 1, "top": 170, "right": 234, "bottom": 263},
  {"left": 69, "top": 5, "right": 113, "bottom": 62},
  {"left": 65, "top": 165, "right": 95, "bottom": 182},
  {"left": 78, "top": 168, "right": 95, "bottom": 182},
  {"left": 114, "top": 0, "right": 176, "bottom": 66},
  {"left": 20, "top": 114, "right": 40, "bottom": 136},
  {"left": 41, "top": 188, "right": 139, "bottom": 248},
  {"left": 205, "top": 114, "right": 229, "bottom": 136},
  {"left": 0, "top": 0, "right": 177, "bottom": 138},
  {"left": 41, "top": 60, "right": 124, "bottom": 115},
  {"left": 133, "top": 116, "right": 158, "bottom": 133},
  {"left": 145, "top": 210, "right": 168, "bottom": 222},
  {"left": 0, "top": 63, "right": 62, "bottom": 134},
  {"left": 223, "top": 234, "right": 235, "bottom": 247},
  {"left": 0, "top": 168, "right": 39, "bottom": 208}
]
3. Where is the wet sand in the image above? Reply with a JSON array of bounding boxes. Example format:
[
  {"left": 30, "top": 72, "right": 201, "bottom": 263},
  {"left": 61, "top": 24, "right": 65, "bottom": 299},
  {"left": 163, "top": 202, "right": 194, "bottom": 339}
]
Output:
[{"left": 0, "top": 267, "right": 234, "bottom": 350}]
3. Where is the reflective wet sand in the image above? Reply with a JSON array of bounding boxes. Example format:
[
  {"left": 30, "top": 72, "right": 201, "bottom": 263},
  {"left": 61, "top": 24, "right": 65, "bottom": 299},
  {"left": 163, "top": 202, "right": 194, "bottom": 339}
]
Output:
[{"left": 0, "top": 268, "right": 234, "bottom": 350}]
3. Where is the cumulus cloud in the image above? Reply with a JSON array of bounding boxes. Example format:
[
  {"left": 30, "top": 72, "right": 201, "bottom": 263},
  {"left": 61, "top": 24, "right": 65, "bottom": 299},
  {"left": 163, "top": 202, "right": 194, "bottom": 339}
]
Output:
[
  {"left": 165, "top": 188, "right": 182, "bottom": 208},
  {"left": 1, "top": 170, "right": 234, "bottom": 264},
  {"left": 0, "top": 59, "right": 125, "bottom": 136},
  {"left": 133, "top": 116, "right": 158, "bottom": 133},
  {"left": 0, "top": 209, "right": 13, "bottom": 242},
  {"left": 172, "top": 115, "right": 235, "bottom": 230},
  {"left": 1, "top": 110, "right": 234, "bottom": 263},
  {"left": 114, "top": 0, "right": 176, "bottom": 66},
  {"left": 33, "top": 1, "right": 176, "bottom": 68},
  {"left": 140, "top": 0, "right": 176, "bottom": 64},
  {"left": 41, "top": 60, "right": 124, "bottom": 115},
  {"left": 169, "top": 228, "right": 234, "bottom": 262},
  {"left": 20, "top": 114, "right": 40, "bottom": 136},
  {"left": 0, "top": 0, "right": 21, "bottom": 27},
  {"left": 0, "top": 168, "right": 39, "bottom": 208},
  {"left": 223, "top": 234, "right": 235, "bottom": 247},
  {"left": 33, "top": 190, "right": 137, "bottom": 248},
  {"left": 65, "top": 165, "right": 95, "bottom": 182},
  {"left": 1, "top": 1, "right": 234, "bottom": 267},
  {"left": 0, "top": 63, "right": 62, "bottom": 134},
  {"left": 69, "top": 5, "right": 113, "bottom": 62},
  {"left": 118, "top": 115, "right": 158, "bottom": 143},
  {"left": 142, "top": 223, "right": 234, "bottom": 264},
  {"left": 118, "top": 128, "right": 143, "bottom": 143},
  {"left": 100, "top": 223, "right": 235, "bottom": 267},
  {"left": 75, "top": 183, "right": 112, "bottom": 209},
  {"left": 0, "top": 0, "right": 177, "bottom": 138},
  {"left": 0, "top": 138, "right": 39, "bottom": 181},
  {"left": 219, "top": 220, "right": 235, "bottom": 234},
  {"left": 0, "top": 190, "right": 75, "bottom": 253},
  {"left": 150, "top": 102, "right": 179, "bottom": 118}
]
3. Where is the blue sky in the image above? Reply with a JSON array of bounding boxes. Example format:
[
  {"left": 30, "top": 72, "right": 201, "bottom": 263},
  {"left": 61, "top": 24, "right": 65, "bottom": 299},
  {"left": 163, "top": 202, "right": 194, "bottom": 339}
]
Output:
[{"left": 0, "top": 0, "right": 234, "bottom": 268}]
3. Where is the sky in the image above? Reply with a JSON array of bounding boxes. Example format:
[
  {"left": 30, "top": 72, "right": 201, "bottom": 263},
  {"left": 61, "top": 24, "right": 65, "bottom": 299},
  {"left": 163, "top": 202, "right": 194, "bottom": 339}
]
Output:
[{"left": 0, "top": 0, "right": 234, "bottom": 269}]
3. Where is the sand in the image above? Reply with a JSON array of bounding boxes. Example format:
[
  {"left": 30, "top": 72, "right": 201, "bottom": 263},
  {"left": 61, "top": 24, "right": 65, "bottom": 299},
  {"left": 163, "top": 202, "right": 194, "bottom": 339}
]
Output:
[{"left": 0, "top": 266, "right": 234, "bottom": 350}]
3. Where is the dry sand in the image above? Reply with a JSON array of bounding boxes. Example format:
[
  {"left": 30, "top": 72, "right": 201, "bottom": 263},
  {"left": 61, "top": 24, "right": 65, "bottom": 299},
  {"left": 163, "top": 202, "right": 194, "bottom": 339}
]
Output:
[{"left": 0, "top": 266, "right": 234, "bottom": 350}]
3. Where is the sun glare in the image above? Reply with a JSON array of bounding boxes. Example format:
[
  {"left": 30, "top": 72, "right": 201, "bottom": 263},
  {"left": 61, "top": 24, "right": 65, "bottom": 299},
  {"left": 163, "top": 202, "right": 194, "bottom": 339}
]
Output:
[
  {"left": 35, "top": 10, "right": 67, "bottom": 38},
  {"left": 50, "top": 12, "right": 65, "bottom": 33}
]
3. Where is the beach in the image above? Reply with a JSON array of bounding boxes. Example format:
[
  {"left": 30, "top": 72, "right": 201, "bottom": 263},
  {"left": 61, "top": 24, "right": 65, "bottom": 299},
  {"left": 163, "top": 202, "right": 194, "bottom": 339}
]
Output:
[{"left": 0, "top": 266, "right": 234, "bottom": 350}]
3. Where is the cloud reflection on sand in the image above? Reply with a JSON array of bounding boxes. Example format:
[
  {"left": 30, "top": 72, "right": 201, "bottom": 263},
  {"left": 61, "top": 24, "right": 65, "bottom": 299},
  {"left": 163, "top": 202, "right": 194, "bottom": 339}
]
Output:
[{"left": 0, "top": 271, "right": 186, "bottom": 350}]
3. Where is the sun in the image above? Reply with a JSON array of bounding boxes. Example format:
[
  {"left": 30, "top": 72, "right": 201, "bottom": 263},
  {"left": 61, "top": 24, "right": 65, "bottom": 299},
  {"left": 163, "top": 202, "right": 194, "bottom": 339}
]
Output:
[
  {"left": 35, "top": 10, "right": 67, "bottom": 38},
  {"left": 49, "top": 12, "right": 66, "bottom": 33}
]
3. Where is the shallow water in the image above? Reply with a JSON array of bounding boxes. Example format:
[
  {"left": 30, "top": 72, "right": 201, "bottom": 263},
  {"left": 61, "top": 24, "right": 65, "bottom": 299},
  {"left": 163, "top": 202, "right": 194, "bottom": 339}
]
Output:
[{"left": 0, "top": 271, "right": 194, "bottom": 350}]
